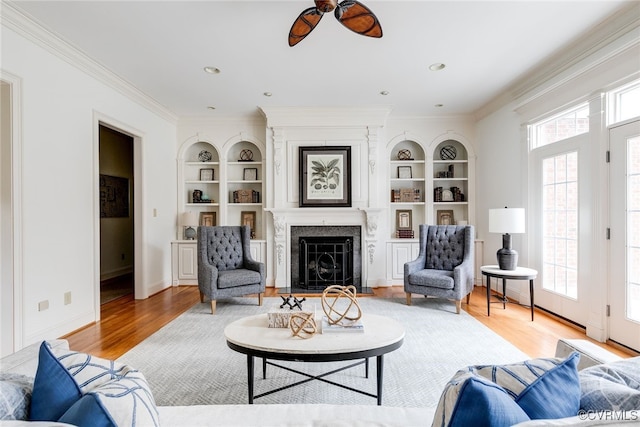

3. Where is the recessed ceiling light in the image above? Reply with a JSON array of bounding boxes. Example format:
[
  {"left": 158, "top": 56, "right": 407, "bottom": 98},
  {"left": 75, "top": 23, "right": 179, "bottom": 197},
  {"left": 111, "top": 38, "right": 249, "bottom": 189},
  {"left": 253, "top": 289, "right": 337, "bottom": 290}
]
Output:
[
  {"left": 206, "top": 106, "right": 216, "bottom": 110},
  {"left": 263, "top": 92, "right": 272, "bottom": 97},
  {"left": 380, "top": 90, "right": 389, "bottom": 96},
  {"left": 429, "top": 63, "right": 446, "bottom": 71},
  {"left": 204, "top": 66, "right": 220, "bottom": 74}
]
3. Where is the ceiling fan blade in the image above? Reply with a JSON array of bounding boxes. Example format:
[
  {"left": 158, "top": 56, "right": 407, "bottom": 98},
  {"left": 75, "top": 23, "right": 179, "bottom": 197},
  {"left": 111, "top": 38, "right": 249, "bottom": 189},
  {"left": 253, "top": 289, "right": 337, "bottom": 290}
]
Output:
[
  {"left": 334, "top": 0, "right": 382, "bottom": 38},
  {"left": 288, "top": 7, "right": 324, "bottom": 47}
]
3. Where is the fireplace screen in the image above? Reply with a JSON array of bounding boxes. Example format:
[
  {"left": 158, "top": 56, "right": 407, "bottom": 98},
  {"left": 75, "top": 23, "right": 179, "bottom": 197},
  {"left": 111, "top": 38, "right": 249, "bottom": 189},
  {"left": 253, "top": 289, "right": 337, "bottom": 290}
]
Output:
[{"left": 299, "top": 237, "right": 353, "bottom": 290}]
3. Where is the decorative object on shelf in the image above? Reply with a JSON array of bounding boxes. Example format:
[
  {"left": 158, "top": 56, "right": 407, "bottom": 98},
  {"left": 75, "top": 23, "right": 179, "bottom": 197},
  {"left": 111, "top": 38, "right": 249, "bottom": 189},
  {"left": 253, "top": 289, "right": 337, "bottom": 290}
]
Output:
[
  {"left": 434, "top": 186, "right": 443, "bottom": 202},
  {"left": 181, "top": 211, "right": 199, "bottom": 240},
  {"left": 192, "top": 189, "right": 203, "bottom": 203},
  {"left": 395, "top": 229, "right": 414, "bottom": 238},
  {"left": 437, "top": 209, "right": 454, "bottom": 225},
  {"left": 232, "top": 189, "right": 260, "bottom": 203},
  {"left": 289, "top": 312, "right": 317, "bottom": 339},
  {"left": 199, "top": 211, "right": 216, "bottom": 226},
  {"left": 489, "top": 207, "right": 525, "bottom": 270},
  {"left": 397, "top": 165, "right": 412, "bottom": 179},
  {"left": 99, "top": 174, "right": 129, "bottom": 218},
  {"left": 299, "top": 146, "right": 352, "bottom": 208},
  {"left": 321, "top": 285, "right": 362, "bottom": 326},
  {"left": 397, "top": 149, "right": 413, "bottom": 160},
  {"left": 391, "top": 188, "right": 421, "bottom": 203},
  {"left": 396, "top": 209, "right": 412, "bottom": 230},
  {"left": 439, "top": 145, "right": 457, "bottom": 160},
  {"left": 451, "top": 187, "right": 465, "bottom": 202},
  {"left": 241, "top": 211, "right": 256, "bottom": 239},
  {"left": 280, "top": 295, "right": 307, "bottom": 310},
  {"left": 442, "top": 189, "right": 453, "bottom": 201},
  {"left": 198, "top": 150, "right": 212, "bottom": 162},
  {"left": 288, "top": 0, "right": 382, "bottom": 47},
  {"left": 239, "top": 149, "right": 254, "bottom": 161},
  {"left": 199, "top": 168, "right": 214, "bottom": 181},
  {"left": 243, "top": 167, "right": 258, "bottom": 181}
]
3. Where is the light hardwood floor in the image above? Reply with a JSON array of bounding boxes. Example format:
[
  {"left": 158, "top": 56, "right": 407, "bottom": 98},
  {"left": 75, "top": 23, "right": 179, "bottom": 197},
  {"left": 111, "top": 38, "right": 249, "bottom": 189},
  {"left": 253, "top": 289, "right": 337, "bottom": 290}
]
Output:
[{"left": 62, "top": 285, "right": 635, "bottom": 360}]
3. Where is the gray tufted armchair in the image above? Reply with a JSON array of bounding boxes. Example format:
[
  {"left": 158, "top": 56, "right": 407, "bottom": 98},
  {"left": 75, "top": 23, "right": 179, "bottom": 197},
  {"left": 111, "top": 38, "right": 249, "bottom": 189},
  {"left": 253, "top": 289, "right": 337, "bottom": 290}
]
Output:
[
  {"left": 404, "top": 224, "right": 474, "bottom": 313},
  {"left": 197, "top": 225, "right": 265, "bottom": 314}
]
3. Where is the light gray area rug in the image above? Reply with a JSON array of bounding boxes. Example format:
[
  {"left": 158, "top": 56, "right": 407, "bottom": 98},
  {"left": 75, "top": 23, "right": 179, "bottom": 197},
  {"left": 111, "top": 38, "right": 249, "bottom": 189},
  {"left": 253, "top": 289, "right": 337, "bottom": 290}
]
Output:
[{"left": 117, "top": 297, "right": 530, "bottom": 408}]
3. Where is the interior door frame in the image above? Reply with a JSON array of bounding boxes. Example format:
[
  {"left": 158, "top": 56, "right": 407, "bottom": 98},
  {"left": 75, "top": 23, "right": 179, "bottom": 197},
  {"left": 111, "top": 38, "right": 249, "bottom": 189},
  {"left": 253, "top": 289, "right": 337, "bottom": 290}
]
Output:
[{"left": 93, "top": 112, "right": 146, "bottom": 320}]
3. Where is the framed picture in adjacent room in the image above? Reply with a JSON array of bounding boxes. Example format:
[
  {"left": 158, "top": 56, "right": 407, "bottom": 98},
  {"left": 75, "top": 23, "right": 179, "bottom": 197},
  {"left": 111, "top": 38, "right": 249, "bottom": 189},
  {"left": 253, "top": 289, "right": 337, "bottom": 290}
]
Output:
[
  {"left": 199, "top": 168, "right": 214, "bottom": 181},
  {"left": 199, "top": 211, "right": 216, "bottom": 227},
  {"left": 437, "top": 210, "right": 454, "bottom": 225},
  {"left": 299, "top": 146, "right": 351, "bottom": 208},
  {"left": 396, "top": 210, "right": 412, "bottom": 230}
]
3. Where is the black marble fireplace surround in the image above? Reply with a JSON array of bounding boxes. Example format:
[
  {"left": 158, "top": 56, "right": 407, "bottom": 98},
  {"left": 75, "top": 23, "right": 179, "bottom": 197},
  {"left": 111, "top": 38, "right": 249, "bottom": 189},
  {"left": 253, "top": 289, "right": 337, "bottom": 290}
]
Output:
[{"left": 289, "top": 226, "right": 363, "bottom": 294}]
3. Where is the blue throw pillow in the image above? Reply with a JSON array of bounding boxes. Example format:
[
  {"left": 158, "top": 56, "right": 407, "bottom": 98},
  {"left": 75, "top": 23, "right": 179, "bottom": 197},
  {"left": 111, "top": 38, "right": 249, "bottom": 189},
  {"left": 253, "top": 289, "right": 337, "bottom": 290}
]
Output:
[
  {"left": 433, "top": 371, "right": 530, "bottom": 427},
  {"left": 29, "top": 341, "right": 159, "bottom": 426},
  {"left": 432, "top": 352, "right": 581, "bottom": 427}
]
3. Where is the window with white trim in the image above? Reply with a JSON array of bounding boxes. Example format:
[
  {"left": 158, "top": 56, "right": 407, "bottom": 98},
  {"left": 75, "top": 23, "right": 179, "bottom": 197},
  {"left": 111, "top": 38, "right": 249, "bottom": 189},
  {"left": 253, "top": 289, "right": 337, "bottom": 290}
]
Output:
[
  {"left": 608, "top": 80, "right": 640, "bottom": 125},
  {"left": 531, "top": 104, "right": 589, "bottom": 149}
]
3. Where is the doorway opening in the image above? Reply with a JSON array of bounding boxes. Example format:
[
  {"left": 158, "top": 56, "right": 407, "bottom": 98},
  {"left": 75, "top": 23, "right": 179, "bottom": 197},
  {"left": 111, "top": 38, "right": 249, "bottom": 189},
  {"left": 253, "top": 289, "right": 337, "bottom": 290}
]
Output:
[{"left": 99, "top": 125, "right": 134, "bottom": 304}]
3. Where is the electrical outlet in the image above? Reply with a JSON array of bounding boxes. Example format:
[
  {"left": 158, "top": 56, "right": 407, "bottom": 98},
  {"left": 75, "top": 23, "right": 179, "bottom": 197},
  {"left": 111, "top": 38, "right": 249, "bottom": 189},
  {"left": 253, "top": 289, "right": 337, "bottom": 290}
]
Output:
[
  {"left": 64, "top": 291, "right": 72, "bottom": 305},
  {"left": 38, "top": 300, "right": 49, "bottom": 311}
]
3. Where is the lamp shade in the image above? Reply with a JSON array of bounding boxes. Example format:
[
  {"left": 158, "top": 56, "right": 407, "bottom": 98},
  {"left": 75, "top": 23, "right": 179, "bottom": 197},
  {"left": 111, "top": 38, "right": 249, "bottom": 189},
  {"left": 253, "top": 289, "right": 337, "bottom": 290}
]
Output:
[
  {"left": 181, "top": 211, "right": 199, "bottom": 227},
  {"left": 489, "top": 208, "right": 525, "bottom": 234}
]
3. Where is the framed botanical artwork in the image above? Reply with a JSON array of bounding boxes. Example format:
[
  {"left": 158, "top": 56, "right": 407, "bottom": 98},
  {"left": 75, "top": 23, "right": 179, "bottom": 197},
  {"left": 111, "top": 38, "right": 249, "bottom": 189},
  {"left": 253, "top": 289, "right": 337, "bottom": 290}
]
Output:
[
  {"left": 243, "top": 167, "right": 258, "bottom": 181},
  {"left": 437, "top": 210, "right": 454, "bottom": 226},
  {"left": 199, "top": 168, "right": 214, "bottom": 181},
  {"left": 299, "top": 146, "right": 351, "bottom": 208},
  {"left": 199, "top": 211, "right": 216, "bottom": 227},
  {"left": 397, "top": 166, "right": 412, "bottom": 179},
  {"left": 396, "top": 210, "right": 412, "bottom": 230}
]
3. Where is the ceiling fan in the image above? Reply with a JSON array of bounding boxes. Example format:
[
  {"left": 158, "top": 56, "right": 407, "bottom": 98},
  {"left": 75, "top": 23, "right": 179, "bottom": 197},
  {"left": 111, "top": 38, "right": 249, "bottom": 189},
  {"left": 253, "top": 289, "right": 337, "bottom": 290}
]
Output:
[{"left": 288, "top": 0, "right": 383, "bottom": 47}]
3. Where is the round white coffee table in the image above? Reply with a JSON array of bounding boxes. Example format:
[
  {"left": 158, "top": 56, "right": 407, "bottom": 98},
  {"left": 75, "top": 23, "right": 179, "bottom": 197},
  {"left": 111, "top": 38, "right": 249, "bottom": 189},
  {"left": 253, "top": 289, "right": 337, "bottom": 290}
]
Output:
[
  {"left": 224, "top": 313, "right": 404, "bottom": 405},
  {"left": 481, "top": 265, "right": 538, "bottom": 321}
]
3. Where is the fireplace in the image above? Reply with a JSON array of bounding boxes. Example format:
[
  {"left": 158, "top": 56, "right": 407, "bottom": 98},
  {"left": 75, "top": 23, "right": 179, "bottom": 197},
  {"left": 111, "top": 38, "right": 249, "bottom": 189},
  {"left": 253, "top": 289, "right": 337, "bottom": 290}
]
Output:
[
  {"left": 290, "top": 226, "right": 361, "bottom": 293},
  {"left": 300, "top": 236, "right": 353, "bottom": 290}
]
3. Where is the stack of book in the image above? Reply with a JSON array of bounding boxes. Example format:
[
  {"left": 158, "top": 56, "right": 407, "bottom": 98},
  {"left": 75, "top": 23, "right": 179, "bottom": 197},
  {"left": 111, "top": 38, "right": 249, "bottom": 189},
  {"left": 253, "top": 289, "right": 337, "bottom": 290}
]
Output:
[
  {"left": 321, "top": 316, "right": 364, "bottom": 333},
  {"left": 395, "top": 229, "right": 415, "bottom": 239},
  {"left": 434, "top": 187, "right": 443, "bottom": 202},
  {"left": 391, "top": 188, "right": 421, "bottom": 203}
]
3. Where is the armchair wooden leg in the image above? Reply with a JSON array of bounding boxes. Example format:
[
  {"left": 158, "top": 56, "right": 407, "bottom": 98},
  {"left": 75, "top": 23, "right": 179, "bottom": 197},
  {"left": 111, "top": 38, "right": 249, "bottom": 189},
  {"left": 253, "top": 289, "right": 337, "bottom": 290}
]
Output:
[
  {"left": 466, "top": 293, "right": 471, "bottom": 305},
  {"left": 199, "top": 291, "right": 205, "bottom": 303},
  {"left": 258, "top": 293, "right": 263, "bottom": 306},
  {"left": 210, "top": 300, "right": 216, "bottom": 315},
  {"left": 455, "top": 300, "right": 462, "bottom": 314},
  {"left": 406, "top": 292, "right": 412, "bottom": 306}
]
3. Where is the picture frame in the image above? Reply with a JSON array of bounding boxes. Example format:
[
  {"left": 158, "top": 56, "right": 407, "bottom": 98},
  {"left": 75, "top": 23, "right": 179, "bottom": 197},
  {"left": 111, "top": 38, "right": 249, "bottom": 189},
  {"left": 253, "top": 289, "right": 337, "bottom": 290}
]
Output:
[
  {"left": 243, "top": 167, "right": 258, "bottom": 181},
  {"left": 199, "top": 211, "right": 216, "bottom": 227},
  {"left": 199, "top": 168, "right": 214, "bottom": 181},
  {"left": 299, "top": 146, "right": 351, "bottom": 208},
  {"left": 397, "top": 166, "right": 412, "bottom": 179},
  {"left": 240, "top": 211, "right": 256, "bottom": 239},
  {"left": 396, "top": 210, "right": 412, "bottom": 230},
  {"left": 437, "top": 210, "right": 455, "bottom": 226}
]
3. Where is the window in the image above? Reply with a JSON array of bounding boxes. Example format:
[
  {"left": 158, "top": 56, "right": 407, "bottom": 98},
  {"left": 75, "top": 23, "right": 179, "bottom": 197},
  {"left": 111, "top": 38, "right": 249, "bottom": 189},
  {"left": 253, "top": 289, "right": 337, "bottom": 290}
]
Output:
[
  {"left": 609, "top": 80, "right": 640, "bottom": 125},
  {"left": 542, "top": 152, "right": 579, "bottom": 299},
  {"left": 531, "top": 105, "right": 589, "bottom": 149}
]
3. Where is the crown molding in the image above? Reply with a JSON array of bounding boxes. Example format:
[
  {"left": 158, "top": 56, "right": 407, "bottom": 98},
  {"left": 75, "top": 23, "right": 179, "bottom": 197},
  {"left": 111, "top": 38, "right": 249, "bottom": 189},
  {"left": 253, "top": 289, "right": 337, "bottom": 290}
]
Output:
[
  {"left": 474, "top": 2, "right": 640, "bottom": 121},
  {"left": 1, "top": 2, "right": 178, "bottom": 124}
]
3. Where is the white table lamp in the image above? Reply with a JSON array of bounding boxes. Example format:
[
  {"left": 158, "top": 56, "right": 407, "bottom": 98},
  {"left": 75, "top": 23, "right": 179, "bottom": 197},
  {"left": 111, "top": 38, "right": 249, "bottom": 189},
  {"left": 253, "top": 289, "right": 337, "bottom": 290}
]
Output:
[
  {"left": 489, "top": 207, "right": 525, "bottom": 270},
  {"left": 181, "top": 211, "right": 199, "bottom": 240}
]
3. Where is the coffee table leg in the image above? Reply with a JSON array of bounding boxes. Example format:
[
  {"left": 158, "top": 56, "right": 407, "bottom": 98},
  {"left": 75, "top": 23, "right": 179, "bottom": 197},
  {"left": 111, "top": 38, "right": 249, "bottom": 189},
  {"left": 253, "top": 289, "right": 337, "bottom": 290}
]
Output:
[
  {"left": 530, "top": 279, "right": 534, "bottom": 321},
  {"left": 485, "top": 274, "right": 491, "bottom": 316},
  {"left": 247, "top": 355, "right": 254, "bottom": 404},
  {"left": 263, "top": 357, "right": 267, "bottom": 379},
  {"left": 365, "top": 358, "right": 369, "bottom": 378},
  {"left": 376, "top": 355, "right": 384, "bottom": 406}
]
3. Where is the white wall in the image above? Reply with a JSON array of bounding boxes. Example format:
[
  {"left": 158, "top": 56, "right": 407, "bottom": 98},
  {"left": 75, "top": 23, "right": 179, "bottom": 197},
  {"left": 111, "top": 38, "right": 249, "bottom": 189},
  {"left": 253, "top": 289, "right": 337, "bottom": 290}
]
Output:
[{"left": 2, "top": 20, "right": 178, "bottom": 348}]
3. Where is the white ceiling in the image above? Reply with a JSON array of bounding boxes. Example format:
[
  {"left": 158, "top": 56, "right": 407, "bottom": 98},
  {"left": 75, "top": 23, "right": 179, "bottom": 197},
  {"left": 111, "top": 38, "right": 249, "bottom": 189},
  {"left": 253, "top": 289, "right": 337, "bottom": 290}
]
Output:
[{"left": 9, "top": 0, "right": 634, "bottom": 119}]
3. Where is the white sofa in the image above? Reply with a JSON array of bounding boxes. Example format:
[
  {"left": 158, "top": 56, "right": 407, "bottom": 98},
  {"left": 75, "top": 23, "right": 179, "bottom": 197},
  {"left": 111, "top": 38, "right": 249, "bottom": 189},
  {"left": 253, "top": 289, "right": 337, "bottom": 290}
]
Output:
[{"left": 0, "top": 339, "right": 636, "bottom": 427}]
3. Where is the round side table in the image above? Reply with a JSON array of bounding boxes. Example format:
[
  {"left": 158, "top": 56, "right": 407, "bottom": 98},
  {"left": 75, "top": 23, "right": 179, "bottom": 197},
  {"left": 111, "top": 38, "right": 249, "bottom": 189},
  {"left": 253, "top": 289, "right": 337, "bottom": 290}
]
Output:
[{"left": 481, "top": 265, "right": 538, "bottom": 321}]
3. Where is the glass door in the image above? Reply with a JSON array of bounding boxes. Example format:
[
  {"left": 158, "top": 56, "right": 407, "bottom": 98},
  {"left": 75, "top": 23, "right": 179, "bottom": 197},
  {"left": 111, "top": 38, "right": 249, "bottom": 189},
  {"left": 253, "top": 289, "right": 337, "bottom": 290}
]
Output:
[{"left": 609, "top": 120, "right": 640, "bottom": 352}]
